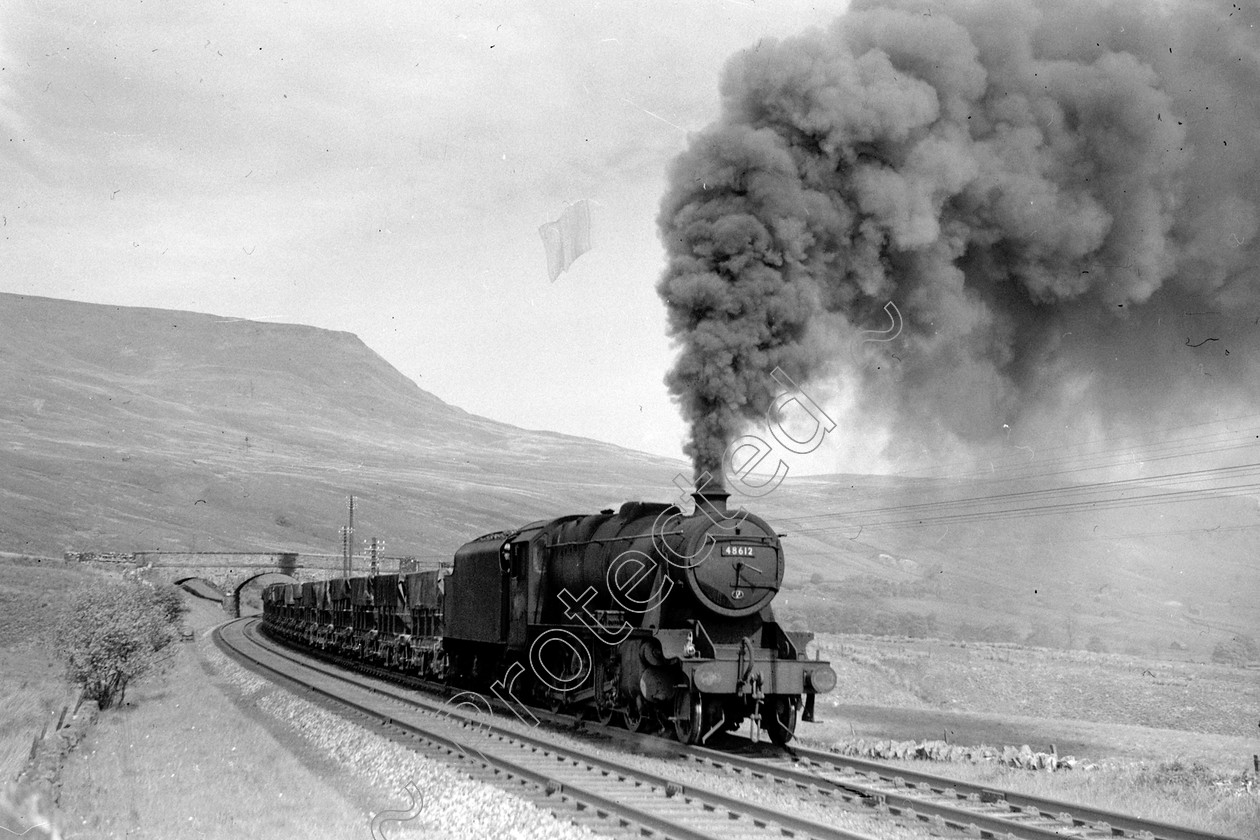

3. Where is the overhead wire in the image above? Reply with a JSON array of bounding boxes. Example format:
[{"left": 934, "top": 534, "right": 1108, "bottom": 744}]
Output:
[
  {"left": 889, "top": 408, "right": 1260, "bottom": 480},
  {"left": 783, "top": 520, "right": 1260, "bottom": 556},
  {"left": 775, "top": 461, "right": 1260, "bottom": 528},
  {"left": 762, "top": 414, "right": 1260, "bottom": 532},
  {"left": 795, "top": 478, "right": 1260, "bottom": 532},
  {"left": 766, "top": 440, "right": 1259, "bottom": 528}
]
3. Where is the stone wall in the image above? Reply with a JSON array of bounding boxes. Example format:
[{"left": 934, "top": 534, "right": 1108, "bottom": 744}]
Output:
[
  {"left": 131, "top": 551, "right": 301, "bottom": 569},
  {"left": 13, "top": 699, "right": 100, "bottom": 806},
  {"left": 62, "top": 551, "right": 136, "bottom": 563},
  {"left": 62, "top": 550, "right": 442, "bottom": 617}
]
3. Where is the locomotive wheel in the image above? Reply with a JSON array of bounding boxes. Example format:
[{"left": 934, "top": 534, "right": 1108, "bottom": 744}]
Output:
[
  {"left": 673, "top": 689, "right": 703, "bottom": 745},
  {"left": 622, "top": 693, "right": 655, "bottom": 733},
  {"left": 765, "top": 696, "right": 798, "bottom": 747},
  {"left": 592, "top": 704, "right": 615, "bottom": 727}
]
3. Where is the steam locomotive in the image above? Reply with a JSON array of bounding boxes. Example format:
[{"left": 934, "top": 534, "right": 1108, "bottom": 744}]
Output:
[{"left": 262, "top": 488, "right": 836, "bottom": 745}]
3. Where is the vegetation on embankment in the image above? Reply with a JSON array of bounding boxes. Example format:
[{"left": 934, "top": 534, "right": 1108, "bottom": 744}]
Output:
[{"left": 0, "top": 556, "right": 102, "bottom": 784}]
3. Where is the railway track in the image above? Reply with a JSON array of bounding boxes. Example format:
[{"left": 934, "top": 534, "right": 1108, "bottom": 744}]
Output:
[
  {"left": 233, "top": 618, "right": 1244, "bottom": 840},
  {"left": 673, "top": 741, "right": 1244, "bottom": 840},
  {"left": 216, "top": 617, "right": 882, "bottom": 840},
  {"left": 788, "top": 745, "right": 1242, "bottom": 840}
]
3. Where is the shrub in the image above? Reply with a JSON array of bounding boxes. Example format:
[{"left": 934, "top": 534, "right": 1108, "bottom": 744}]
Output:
[
  {"left": 150, "top": 583, "right": 189, "bottom": 624},
  {"left": 53, "top": 581, "right": 182, "bottom": 709},
  {"left": 1135, "top": 760, "right": 1219, "bottom": 789},
  {"left": 1210, "top": 634, "right": 1258, "bottom": 666}
]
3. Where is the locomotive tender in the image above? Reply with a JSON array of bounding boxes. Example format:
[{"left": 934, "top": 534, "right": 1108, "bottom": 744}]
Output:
[{"left": 263, "top": 488, "right": 836, "bottom": 745}]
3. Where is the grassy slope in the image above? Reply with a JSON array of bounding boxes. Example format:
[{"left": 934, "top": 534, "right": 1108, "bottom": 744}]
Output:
[
  {"left": 0, "top": 292, "right": 684, "bottom": 560},
  {"left": 762, "top": 473, "right": 1260, "bottom": 661},
  {"left": 0, "top": 556, "right": 106, "bottom": 783},
  {"left": 58, "top": 597, "right": 611, "bottom": 840},
  {"left": 797, "top": 635, "right": 1260, "bottom": 838},
  {"left": 810, "top": 635, "right": 1260, "bottom": 738},
  {"left": 56, "top": 598, "right": 384, "bottom": 839}
]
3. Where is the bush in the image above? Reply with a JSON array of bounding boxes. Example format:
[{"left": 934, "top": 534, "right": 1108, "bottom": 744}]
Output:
[
  {"left": 1135, "top": 760, "right": 1219, "bottom": 789},
  {"left": 1210, "top": 634, "right": 1258, "bottom": 666},
  {"left": 150, "top": 583, "right": 189, "bottom": 624},
  {"left": 53, "top": 581, "right": 183, "bottom": 709}
]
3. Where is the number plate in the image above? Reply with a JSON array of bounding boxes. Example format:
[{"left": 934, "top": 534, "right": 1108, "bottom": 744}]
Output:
[{"left": 720, "top": 544, "right": 757, "bottom": 557}]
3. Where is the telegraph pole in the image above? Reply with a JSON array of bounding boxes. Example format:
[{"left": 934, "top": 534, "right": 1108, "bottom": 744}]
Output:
[
  {"left": 368, "top": 537, "right": 382, "bottom": 579},
  {"left": 339, "top": 495, "right": 355, "bottom": 577}
]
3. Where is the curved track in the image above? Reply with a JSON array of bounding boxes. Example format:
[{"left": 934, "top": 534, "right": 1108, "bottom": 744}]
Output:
[
  {"left": 237, "top": 618, "right": 1244, "bottom": 840},
  {"left": 781, "top": 744, "right": 1241, "bottom": 840},
  {"left": 216, "top": 617, "right": 880, "bottom": 840},
  {"left": 672, "top": 740, "right": 1243, "bottom": 840}
]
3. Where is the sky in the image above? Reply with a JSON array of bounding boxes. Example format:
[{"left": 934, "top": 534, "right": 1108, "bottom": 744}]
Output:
[{"left": 0, "top": 0, "right": 855, "bottom": 462}]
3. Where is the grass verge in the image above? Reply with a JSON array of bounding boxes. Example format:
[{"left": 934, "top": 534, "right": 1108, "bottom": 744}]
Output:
[
  {"left": 0, "top": 557, "right": 101, "bottom": 784},
  {"left": 57, "top": 597, "right": 607, "bottom": 839},
  {"left": 833, "top": 752, "right": 1260, "bottom": 840}
]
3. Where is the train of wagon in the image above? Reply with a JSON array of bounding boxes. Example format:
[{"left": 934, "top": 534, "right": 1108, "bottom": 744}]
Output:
[{"left": 261, "top": 488, "right": 837, "bottom": 745}]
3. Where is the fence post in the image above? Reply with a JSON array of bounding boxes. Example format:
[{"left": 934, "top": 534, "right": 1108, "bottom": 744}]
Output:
[{"left": 27, "top": 721, "right": 47, "bottom": 762}]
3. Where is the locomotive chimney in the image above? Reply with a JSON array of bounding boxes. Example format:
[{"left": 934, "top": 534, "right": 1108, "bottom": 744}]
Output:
[{"left": 693, "top": 483, "right": 730, "bottom": 517}]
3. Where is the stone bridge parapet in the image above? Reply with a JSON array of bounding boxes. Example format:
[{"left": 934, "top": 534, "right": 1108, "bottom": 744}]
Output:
[{"left": 69, "top": 551, "right": 398, "bottom": 617}]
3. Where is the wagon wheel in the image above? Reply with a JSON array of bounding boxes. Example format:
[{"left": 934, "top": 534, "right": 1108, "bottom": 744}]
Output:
[
  {"left": 765, "top": 696, "right": 798, "bottom": 747},
  {"left": 434, "top": 653, "right": 453, "bottom": 684},
  {"left": 673, "top": 689, "right": 704, "bottom": 745}
]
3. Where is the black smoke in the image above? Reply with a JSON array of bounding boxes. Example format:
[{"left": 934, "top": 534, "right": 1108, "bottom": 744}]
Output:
[{"left": 657, "top": 0, "right": 1260, "bottom": 477}]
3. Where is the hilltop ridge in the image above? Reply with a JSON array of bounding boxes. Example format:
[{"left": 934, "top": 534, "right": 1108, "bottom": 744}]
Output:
[{"left": 0, "top": 292, "right": 683, "bottom": 557}]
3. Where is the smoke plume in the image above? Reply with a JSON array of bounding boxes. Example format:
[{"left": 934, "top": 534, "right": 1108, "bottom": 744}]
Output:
[{"left": 657, "top": 0, "right": 1260, "bottom": 477}]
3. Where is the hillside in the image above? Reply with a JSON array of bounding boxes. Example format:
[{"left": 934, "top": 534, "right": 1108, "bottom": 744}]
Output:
[
  {"left": 761, "top": 473, "right": 1260, "bottom": 661},
  {"left": 0, "top": 293, "right": 683, "bottom": 559},
  {"left": 1, "top": 292, "right": 1256, "bottom": 661}
]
